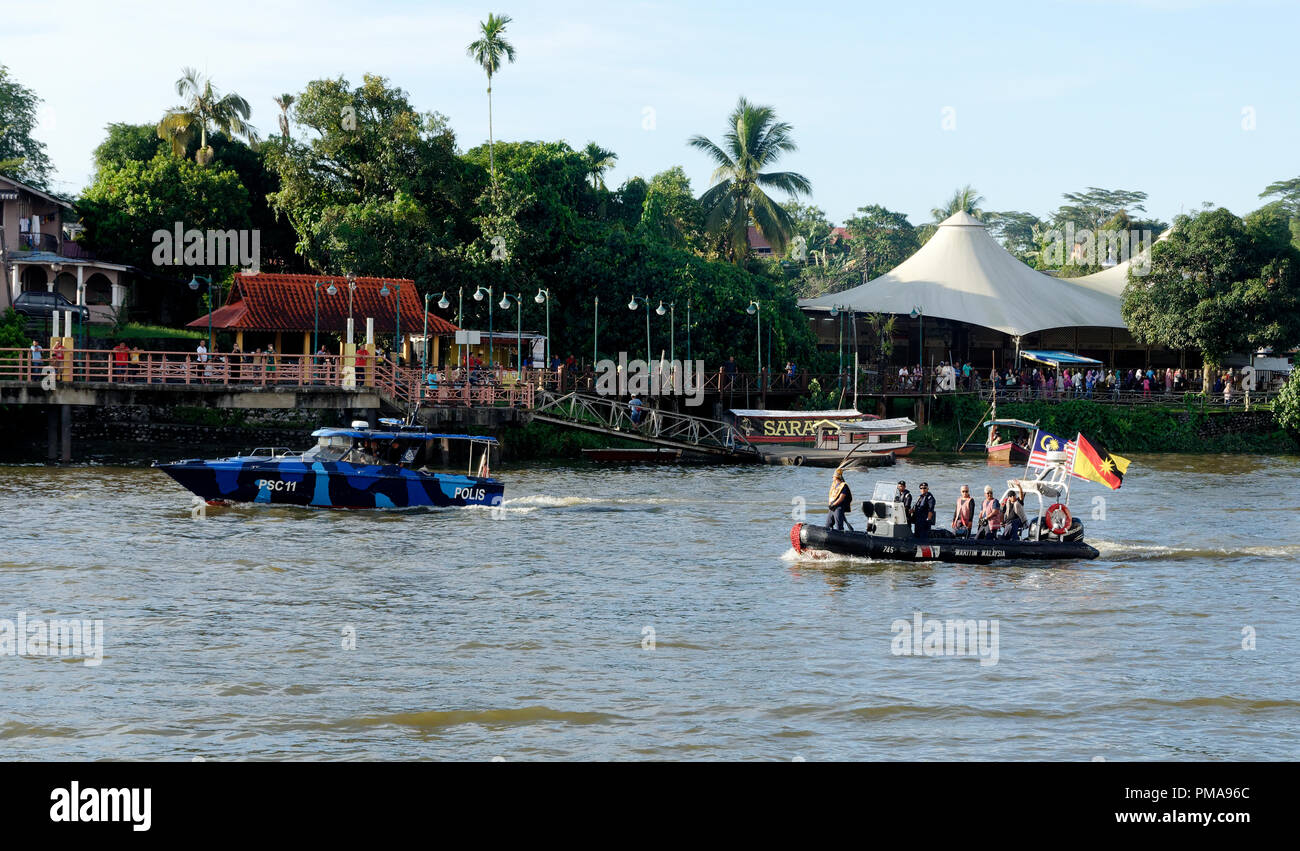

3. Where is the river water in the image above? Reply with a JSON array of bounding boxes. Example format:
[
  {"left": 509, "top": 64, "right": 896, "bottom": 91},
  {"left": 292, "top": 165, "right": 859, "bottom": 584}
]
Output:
[{"left": 1, "top": 452, "right": 1297, "bottom": 761}]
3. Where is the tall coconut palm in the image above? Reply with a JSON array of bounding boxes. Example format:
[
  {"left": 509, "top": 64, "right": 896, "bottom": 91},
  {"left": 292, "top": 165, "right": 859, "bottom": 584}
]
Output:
[
  {"left": 688, "top": 97, "right": 811, "bottom": 262},
  {"left": 273, "top": 93, "right": 295, "bottom": 139},
  {"left": 931, "top": 184, "right": 986, "bottom": 222},
  {"left": 466, "top": 13, "right": 517, "bottom": 186},
  {"left": 582, "top": 142, "right": 617, "bottom": 190},
  {"left": 156, "top": 67, "right": 259, "bottom": 165}
]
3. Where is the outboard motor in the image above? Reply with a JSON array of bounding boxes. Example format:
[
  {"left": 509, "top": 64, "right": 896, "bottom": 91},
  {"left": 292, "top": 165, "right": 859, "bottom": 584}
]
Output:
[{"left": 1026, "top": 516, "right": 1085, "bottom": 541}]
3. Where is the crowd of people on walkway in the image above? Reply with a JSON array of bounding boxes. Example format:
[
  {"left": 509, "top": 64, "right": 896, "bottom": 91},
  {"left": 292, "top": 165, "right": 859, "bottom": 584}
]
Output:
[{"left": 895, "top": 361, "right": 1259, "bottom": 404}]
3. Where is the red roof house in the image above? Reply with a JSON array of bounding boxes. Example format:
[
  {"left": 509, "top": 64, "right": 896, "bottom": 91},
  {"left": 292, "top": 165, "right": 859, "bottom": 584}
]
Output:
[{"left": 187, "top": 272, "right": 458, "bottom": 358}]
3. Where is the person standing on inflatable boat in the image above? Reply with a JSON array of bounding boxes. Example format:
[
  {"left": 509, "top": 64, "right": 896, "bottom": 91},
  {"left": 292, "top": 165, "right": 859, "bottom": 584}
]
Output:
[
  {"left": 913, "top": 482, "right": 936, "bottom": 538},
  {"left": 895, "top": 480, "right": 913, "bottom": 518},
  {"left": 826, "top": 469, "right": 853, "bottom": 531}
]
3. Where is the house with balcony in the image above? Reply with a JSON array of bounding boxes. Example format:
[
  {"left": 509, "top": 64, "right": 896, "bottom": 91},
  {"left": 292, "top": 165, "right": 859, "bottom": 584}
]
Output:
[{"left": 1, "top": 174, "right": 132, "bottom": 323}]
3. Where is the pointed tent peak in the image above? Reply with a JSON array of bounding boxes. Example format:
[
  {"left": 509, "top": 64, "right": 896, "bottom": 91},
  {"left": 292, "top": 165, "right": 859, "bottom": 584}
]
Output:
[{"left": 938, "top": 211, "right": 987, "bottom": 228}]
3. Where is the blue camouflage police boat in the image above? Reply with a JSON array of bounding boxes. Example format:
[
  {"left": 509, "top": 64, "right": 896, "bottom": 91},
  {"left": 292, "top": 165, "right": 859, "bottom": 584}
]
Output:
[{"left": 154, "top": 419, "right": 504, "bottom": 510}]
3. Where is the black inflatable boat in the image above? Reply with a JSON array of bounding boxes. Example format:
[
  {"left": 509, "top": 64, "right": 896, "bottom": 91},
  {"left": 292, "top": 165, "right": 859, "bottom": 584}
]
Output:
[
  {"left": 792, "top": 521, "right": 1100, "bottom": 564},
  {"left": 791, "top": 464, "right": 1102, "bottom": 564}
]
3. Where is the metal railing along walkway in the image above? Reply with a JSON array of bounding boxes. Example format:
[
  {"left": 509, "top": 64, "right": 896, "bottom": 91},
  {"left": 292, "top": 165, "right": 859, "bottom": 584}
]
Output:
[{"left": 530, "top": 390, "right": 759, "bottom": 457}]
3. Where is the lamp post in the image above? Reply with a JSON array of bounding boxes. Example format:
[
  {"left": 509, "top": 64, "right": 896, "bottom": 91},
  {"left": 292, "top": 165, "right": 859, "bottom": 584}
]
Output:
[
  {"left": 628, "top": 295, "right": 651, "bottom": 366},
  {"left": 314, "top": 279, "right": 338, "bottom": 357},
  {"left": 421, "top": 292, "right": 434, "bottom": 370},
  {"left": 593, "top": 296, "right": 598, "bottom": 368},
  {"left": 342, "top": 273, "right": 358, "bottom": 346},
  {"left": 379, "top": 280, "right": 402, "bottom": 362},
  {"left": 910, "top": 305, "right": 924, "bottom": 370},
  {"left": 473, "top": 286, "right": 494, "bottom": 369},
  {"left": 535, "top": 288, "right": 551, "bottom": 368},
  {"left": 747, "top": 300, "right": 761, "bottom": 389},
  {"left": 686, "top": 299, "right": 691, "bottom": 364},
  {"left": 499, "top": 291, "right": 522, "bottom": 372},
  {"left": 656, "top": 300, "right": 675, "bottom": 363},
  {"left": 188, "top": 275, "right": 220, "bottom": 355},
  {"left": 830, "top": 305, "right": 844, "bottom": 389}
]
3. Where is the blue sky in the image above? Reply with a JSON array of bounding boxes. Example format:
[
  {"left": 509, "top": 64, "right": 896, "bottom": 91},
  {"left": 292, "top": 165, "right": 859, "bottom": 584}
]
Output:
[{"left": 4, "top": 0, "right": 1296, "bottom": 226}]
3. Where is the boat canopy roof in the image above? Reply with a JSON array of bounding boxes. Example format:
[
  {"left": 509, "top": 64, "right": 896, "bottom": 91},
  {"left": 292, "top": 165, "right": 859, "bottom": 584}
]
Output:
[
  {"left": 730, "top": 408, "right": 864, "bottom": 418},
  {"left": 825, "top": 417, "right": 916, "bottom": 432},
  {"left": 311, "top": 427, "right": 498, "bottom": 443},
  {"left": 984, "top": 418, "right": 1038, "bottom": 430},
  {"left": 1020, "top": 349, "right": 1102, "bottom": 367}
]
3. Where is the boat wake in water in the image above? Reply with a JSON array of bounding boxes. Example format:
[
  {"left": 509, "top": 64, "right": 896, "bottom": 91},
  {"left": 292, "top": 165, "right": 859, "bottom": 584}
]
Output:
[
  {"left": 1091, "top": 540, "right": 1300, "bottom": 562},
  {"left": 495, "top": 494, "right": 687, "bottom": 513}
]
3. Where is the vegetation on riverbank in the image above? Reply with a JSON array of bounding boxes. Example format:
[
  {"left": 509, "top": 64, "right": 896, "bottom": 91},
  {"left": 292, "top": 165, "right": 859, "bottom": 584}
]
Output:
[{"left": 922, "top": 395, "right": 1293, "bottom": 454}]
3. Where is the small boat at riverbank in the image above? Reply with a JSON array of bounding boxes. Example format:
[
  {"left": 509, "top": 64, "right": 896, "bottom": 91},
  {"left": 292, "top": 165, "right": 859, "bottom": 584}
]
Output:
[
  {"left": 790, "top": 454, "right": 1100, "bottom": 564},
  {"left": 984, "top": 418, "right": 1036, "bottom": 465},
  {"left": 728, "top": 408, "right": 865, "bottom": 444},
  {"left": 154, "top": 420, "right": 503, "bottom": 509}
]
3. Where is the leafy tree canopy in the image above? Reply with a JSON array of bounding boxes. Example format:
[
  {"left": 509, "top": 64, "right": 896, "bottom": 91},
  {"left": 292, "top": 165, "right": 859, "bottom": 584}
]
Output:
[
  {"left": 77, "top": 152, "right": 252, "bottom": 273},
  {"left": 0, "top": 65, "right": 53, "bottom": 188},
  {"left": 1122, "top": 206, "right": 1300, "bottom": 364}
]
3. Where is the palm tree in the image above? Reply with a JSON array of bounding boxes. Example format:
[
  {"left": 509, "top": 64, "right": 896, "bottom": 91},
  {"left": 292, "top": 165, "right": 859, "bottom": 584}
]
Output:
[
  {"left": 688, "top": 97, "right": 811, "bottom": 262},
  {"left": 931, "top": 184, "right": 986, "bottom": 222},
  {"left": 273, "top": 93, "right": 295, "bottom": 139},
  {"left": 156, "top": 67, "right": 258, "bottom": 165},
  {"left": 466, "top": 13, "right": 517, "bottom": 186},
  {"left": 582, "top": 142, "right": 617, "bottom": 190}
]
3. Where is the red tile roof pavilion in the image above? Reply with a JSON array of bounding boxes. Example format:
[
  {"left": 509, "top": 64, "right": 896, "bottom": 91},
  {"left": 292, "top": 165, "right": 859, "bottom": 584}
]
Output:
[{"left": 186, "top": 272, "right": 458, "bottom": 335}]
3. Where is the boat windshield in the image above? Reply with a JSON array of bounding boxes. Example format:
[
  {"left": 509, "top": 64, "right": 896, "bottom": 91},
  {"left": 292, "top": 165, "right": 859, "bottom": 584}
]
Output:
[{"left": 302, "top": 434, "right": 353, "bottom": 463}]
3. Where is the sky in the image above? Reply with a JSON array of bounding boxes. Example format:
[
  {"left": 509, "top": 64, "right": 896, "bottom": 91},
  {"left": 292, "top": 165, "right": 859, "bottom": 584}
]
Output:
[{"left": 3, "top": 0, "right": 1297, "bottom": 227}]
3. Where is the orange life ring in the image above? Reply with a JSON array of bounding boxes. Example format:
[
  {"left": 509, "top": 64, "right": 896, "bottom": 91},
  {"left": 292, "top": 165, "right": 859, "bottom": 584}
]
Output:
[
  {"left": 791, "top": 523, "right": 805, "bottom": 553},
  {"left": 1046, "top": 503, "right": 1072, "bottom": 535}
]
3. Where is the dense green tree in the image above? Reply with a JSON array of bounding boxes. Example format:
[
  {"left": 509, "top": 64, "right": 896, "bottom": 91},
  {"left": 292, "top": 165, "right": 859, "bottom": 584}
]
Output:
[
  {"left": 984, "top": 210, "right": 1041, "bottom": 262},
  {"left": 1257, "top": 177, "right": 1300, "bottom": 247},
  {"left": 689, "top": 97, "right": 811, "bottom": 262},
  {"left": 639, "top": 166, "right": 705, "bottom": 252},
  {"left": 157, "top": 68, "right": 259, "bottom": 165},
  {"left": 1276, "top": 369, "right": 1300, "bottom": 444},
  {"left": 780, "top": 202, "right": 840, "bottom": 264},
  {"left": 263, "top": 74, "right": 480, "bottom": 286},
  {"left": 466, "top": 13, "right": 517, "bottom": 187},
  {"left": 94, "top": 122, "right": 168, "bottom": 171},
  {"left": 1037, "top": 187, "right": 1167, "bottom": 276},
  {"left": 77, "top": 152, "right": 252, "bottom": 272},
  {"left": 0, "top": 65, "right": 53, "bottom": 188},
  {"left": 844, "top": 204, "right": 919, "bottom": 279},
  {"left": 87, "top": 122, "right": 297, "bottom": 271},
  {"left": 0, "top": 308, "right": 31, "bottom": 349},
  {"left": 1122, "top": 207, "right": 1300, "bottom": 377},
  {"left": 795, "top": 204, "right": 918, "bottom": 298},
  {"left": 1054, "top": 187, "right": 1147, "bottom": 231}
]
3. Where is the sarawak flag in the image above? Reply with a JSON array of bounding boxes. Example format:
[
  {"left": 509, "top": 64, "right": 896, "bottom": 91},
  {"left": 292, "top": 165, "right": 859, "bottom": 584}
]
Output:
[{"left": 1071, "top": 433, "right": 1130, "bottom": 489}]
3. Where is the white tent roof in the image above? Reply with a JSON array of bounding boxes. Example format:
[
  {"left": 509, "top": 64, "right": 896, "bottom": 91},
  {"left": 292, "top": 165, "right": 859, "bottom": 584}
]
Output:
[{"left": 799, "top": 211, "right": 1128, "bottom": 336}]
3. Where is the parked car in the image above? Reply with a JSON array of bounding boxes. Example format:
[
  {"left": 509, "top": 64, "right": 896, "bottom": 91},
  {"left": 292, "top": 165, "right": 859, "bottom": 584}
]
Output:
[{"left": 13, "top": 291, "right": 90, "bottom": 325}]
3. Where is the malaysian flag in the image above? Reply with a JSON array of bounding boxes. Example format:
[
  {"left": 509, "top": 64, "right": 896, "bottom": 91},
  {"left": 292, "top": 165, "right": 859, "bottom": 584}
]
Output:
[{"left": 1027, "top": 429, "right": 1071, "bottom": 470}]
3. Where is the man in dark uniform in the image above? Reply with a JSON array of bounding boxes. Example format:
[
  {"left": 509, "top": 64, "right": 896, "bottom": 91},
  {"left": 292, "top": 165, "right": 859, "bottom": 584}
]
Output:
[
  {"left": 913, "top": 482, "right": 936, "bottom": 538},
  {"left": 895, "top": 480, "right": 913, "bottom": 524}
]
